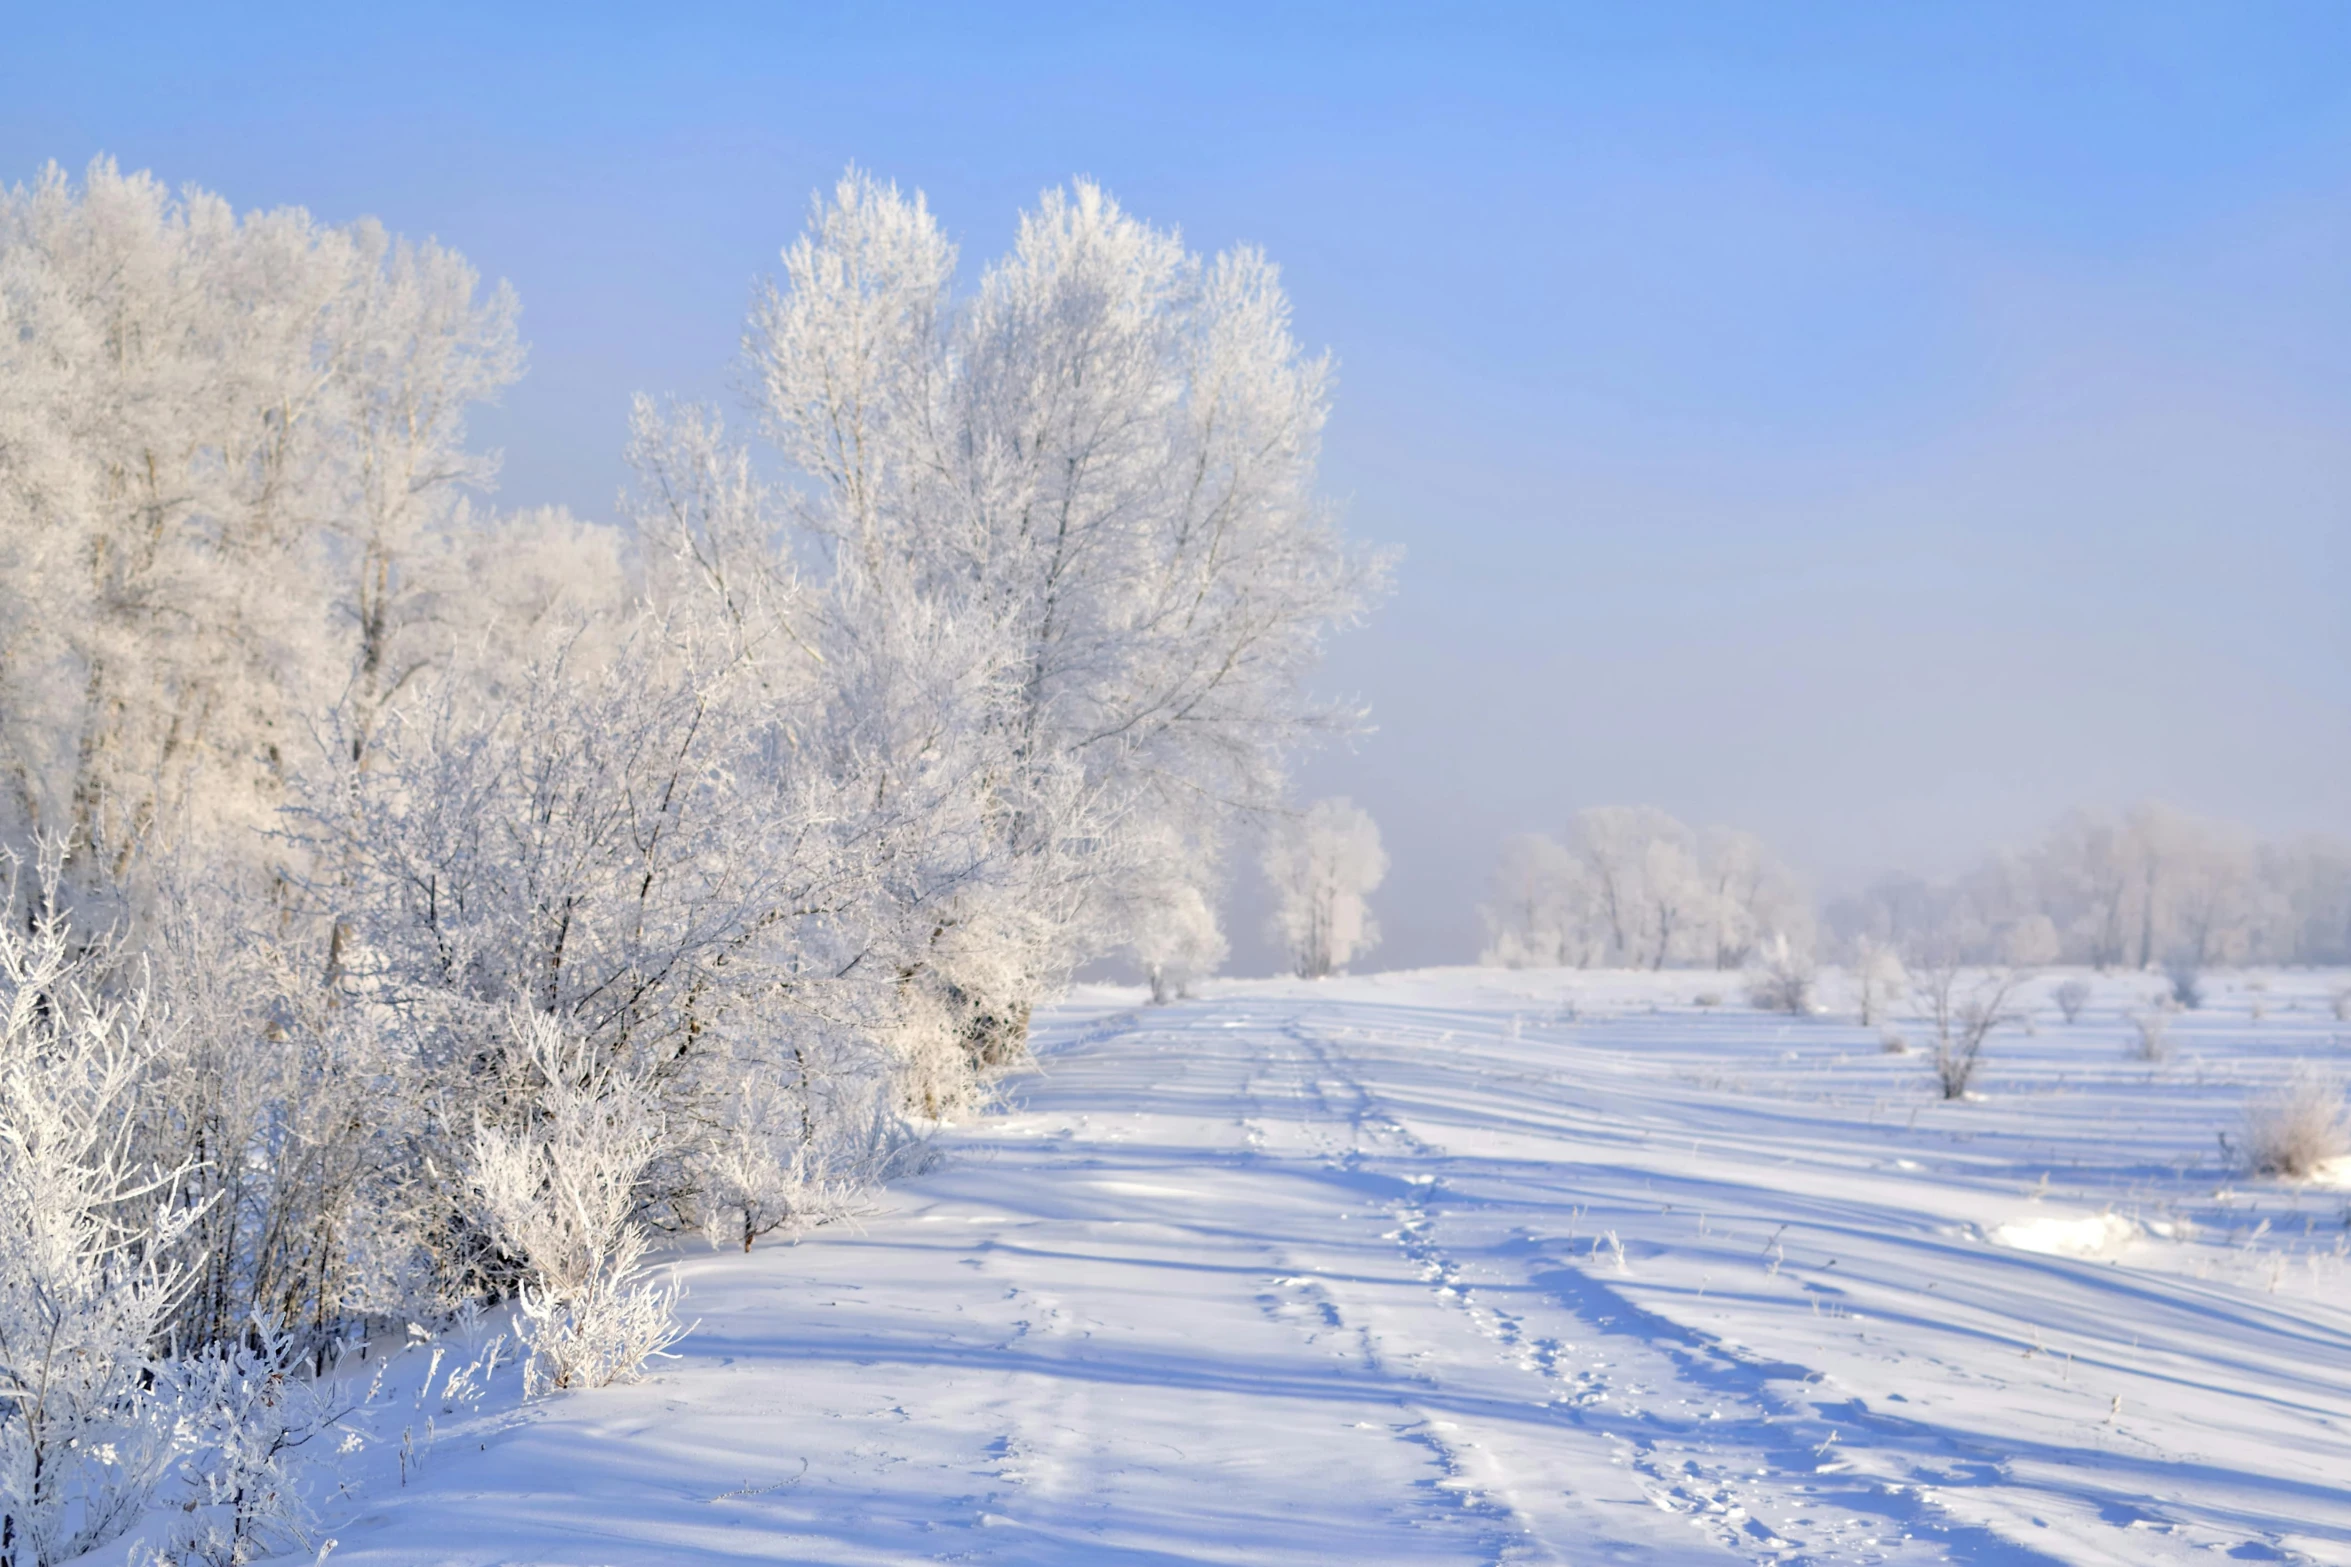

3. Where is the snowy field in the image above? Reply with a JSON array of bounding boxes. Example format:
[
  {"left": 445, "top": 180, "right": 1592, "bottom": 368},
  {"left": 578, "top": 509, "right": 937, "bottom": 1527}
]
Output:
[{"left": 197, "top": 967, "right": 2351, "bottom": 1566}]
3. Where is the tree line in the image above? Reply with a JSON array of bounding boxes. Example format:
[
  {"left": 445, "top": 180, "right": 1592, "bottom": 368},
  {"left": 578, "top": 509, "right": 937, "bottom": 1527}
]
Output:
[
  {"left": 1481, "top": 807, "right": 1811, "bottom": 970},
  {"left": 1826, "top": 803, "right": 2351, "bottom": 970},
  {"left": 1482, "top": 802, "right": 2351, "bottom": 974},
  {"left": 0, "top": 160, "right": 1382, "bottom": 1563}
]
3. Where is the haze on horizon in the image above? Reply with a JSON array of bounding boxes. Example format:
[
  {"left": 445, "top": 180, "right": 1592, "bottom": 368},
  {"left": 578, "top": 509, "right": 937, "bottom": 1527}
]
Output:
[{"left": 8, "top": 2, "right": 2343, "bottom": 970}]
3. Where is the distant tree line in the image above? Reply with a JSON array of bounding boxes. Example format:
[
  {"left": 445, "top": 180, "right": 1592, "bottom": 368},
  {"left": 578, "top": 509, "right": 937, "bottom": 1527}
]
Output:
[
  {"left": 1480, "top": 807, "right": 1812, "bottom": 970},
  {"left": 1481, "top": 801, "right": 2350, "bottom": 973},
  {"left": 1825, "top": 803, "right": 2351, "bottom": 969}
]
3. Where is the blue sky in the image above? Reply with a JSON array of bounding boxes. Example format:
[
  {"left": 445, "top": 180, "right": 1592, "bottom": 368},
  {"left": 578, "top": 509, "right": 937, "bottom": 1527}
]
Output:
[{"left": 7, "top": 4, "right": 2346, "bottom": 966}]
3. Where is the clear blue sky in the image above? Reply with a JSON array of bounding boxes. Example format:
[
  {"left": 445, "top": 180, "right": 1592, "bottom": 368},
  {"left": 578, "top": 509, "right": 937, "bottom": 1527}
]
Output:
[{"left": 8, "top": 4, "right": 2346, "bottom": 968}]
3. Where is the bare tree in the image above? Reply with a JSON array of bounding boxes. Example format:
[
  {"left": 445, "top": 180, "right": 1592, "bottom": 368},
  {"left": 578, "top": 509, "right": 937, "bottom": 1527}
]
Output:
[
  {"left": 1910, "top": 953, "right": 2029, "bottom": 1101},
  {"left": 1747, "top": 933, "right": 1816, "bottom": 1015},
  {"left": 2052, "top": 977, "right": 2091, "bottom": 1024}
]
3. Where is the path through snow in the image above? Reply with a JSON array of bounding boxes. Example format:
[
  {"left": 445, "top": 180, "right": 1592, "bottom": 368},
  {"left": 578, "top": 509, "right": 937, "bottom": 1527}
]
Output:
[{"left": 285, "top": 970, "right": 2351, "bottom": 1565}]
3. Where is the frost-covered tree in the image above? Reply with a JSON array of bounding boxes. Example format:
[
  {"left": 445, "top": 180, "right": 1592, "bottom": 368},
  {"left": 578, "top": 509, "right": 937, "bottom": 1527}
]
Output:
[
  {"left": 0, "top": 159, "right": 519, "bottom": 896},
  {"left": 1483, "top": 811, "right": 1809, "bottom": 971},
  {"left": 1565, "top": 808, "right": 1680, "bottom": 966},
  {"left": 1265, "top": 798, "right": 1386, "bottom": 979},
  {"left": 2031, "top": 810, "right": 2139, "bottom": 970},
  {"left": 1129, "top": 878, "right": 1229, "bottom": 1005},
  {"left": 1480, "top": 833, "right": 1587, "bottom": 968},
  {"left": 1852, "top": 938, "right": 1907, "bottom": 1027},
  {"left": 1699, "top": 827, "right": 1810, "bottom": 970},
  {"left": 2261, "top": 836, "right": 2351, "bottom": 965},
  {"left": 744, "top": 171, "right": 1385, "bottom": 1047},
  {"left": 0, "top": 152, "right": 1391, "bottom": 1528},
  {"left": 1109, "top": 820, "right": 1230, "bottom": 1004},
  {"left": 469, "top": 1014, "right": 685, "bottom": 1396}
]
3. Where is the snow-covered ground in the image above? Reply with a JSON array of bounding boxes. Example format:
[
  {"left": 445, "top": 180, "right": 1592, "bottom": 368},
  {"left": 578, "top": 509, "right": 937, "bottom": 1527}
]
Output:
[{"left": 229, "top": 967, "right": 2351, "bottom": 1564}]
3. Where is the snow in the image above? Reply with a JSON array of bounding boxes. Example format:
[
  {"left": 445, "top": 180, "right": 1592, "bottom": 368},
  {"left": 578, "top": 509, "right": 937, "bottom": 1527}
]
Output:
[
  {"left": 1989, "top": 1213, "right": 2139, "bottom": 1259},
  {"left": 171, "top": 966, "right": 2351, "bottom": 1565}
]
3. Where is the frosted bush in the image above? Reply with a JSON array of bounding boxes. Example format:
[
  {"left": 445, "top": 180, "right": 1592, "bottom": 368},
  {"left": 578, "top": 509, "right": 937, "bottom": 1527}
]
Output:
[
  {"left": 2130, "top": 1013, "right": 2170, "bottom": 1063},
  {"left": 1912, "top": 961, "right": 2026, "bottom": 1100},
  {"left": 2053, "top": 978, "right": 2092, "bottom": 1024},
  {"left": 699, "top": 1072, "right": 921, "bottom": 1253},
  {"left": 2240, "top": 1067, "right": 2350, "bottom": 1180},
  {"left": 510, "top": 1228, "right": 687, "bottom": 1398},
  {"left": 152, "top": 1317, "right": 342, "bottom": 1567},
  {"left": 1746, "top": 935, "right": 1815, "bottom": 1015},
  {"left": 470, "top": 1014, "right": 687, "bottom": 1396},
  {"left": 0, "top": 854, "right": 199, "bottom": 1567},
  {"left": 2167, "top": 967, "right": 2204, "bottom": 1011}
]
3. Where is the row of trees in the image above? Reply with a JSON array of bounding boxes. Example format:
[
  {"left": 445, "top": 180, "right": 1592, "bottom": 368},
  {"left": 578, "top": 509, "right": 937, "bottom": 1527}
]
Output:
[
  {"left": 0, "top": 160, "right": 1381, "bottom": 1562},
  {"left": 1481, "top": 807, "right": 1811, "bottom": 970},
  {"left": 1480, "top": 803, "right": 2350, "bottom": 976},
  {"left": 1826, "top": 804, "right": 2351, "bottom": 969}
]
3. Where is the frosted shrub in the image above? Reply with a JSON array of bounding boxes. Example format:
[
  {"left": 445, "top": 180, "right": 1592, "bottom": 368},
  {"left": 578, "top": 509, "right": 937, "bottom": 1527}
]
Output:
[
  {"left": 0, "top": 861, "right": 194, "bottom": 1566},
  {"left": 2240, "top": 1066, "right": 2350, "bottom": 1180},
  {"left": 2130, "top": 1013, "right": 2170, "bottom": 1063},
  {"left": 154, "top": 1317, "right": 341, "bottom": 1567},
  {"left": 509, "top": 1230, "right": 685, "bottom": 1399},
  {"left": 2053, "top": 978, "right": 2092, "bottom": 1024},
  {"left": 698, "top": 1072, "right": 919, "bottom": 1253},
  {"left": 701, "top": 1077, "right": 832, "bottom": 1254},
  {"left": 469, "top": 1015, "right": 686, "bottom": 1397},
  {"left": 2333, "top": 988, "right": 2351, "bottom": 1023},
  {"left": 141, "top": 883, "right": 427, "bottom": 1373},
  {"left": 2167, "top": 966, "right": 2204, "bottom": 1011},
  {"left": 1746, "top": 934, "right": 1815, "bottom": 1015},
  {"left": 1913, "top": 962, "right": 2027, "bottom": 1101}
]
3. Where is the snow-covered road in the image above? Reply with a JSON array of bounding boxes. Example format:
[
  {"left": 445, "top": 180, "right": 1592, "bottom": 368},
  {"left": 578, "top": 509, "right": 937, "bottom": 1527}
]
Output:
[{"left": 309, "top": 971, "right": 2351, "bottom": 1565}]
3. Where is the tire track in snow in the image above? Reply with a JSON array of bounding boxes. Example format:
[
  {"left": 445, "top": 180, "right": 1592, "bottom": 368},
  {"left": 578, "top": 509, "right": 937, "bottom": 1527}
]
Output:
[
  {"left": 1250, "top": 1023, "right": 1537, "bottom": 1565},
  {"left": 1284, "top": 1017, "right": 2071, "bottom": 1567}
]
